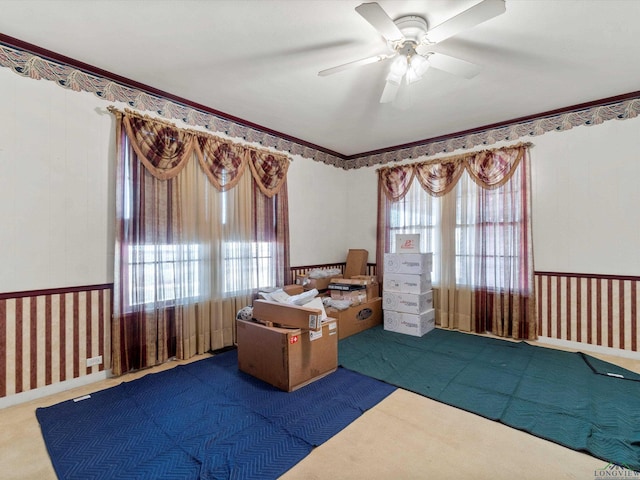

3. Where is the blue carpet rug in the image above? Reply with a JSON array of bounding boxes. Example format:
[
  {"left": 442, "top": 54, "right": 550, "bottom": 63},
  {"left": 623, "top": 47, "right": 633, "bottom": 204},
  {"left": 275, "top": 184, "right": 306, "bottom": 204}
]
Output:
[
  {"left": 339, "top": 326, "right": 640, "bottom": 472},
  {"left": 36, "top": 350, "right": 396, "bottom": 480}
]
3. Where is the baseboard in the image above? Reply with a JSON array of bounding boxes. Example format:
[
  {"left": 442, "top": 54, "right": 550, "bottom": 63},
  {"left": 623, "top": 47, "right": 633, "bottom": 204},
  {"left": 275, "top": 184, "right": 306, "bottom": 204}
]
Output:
[
  {"left": 0, "top": 370, "right": 112, "bottom": 410},
  {"left": 536, "top": 336, "right": 640, "bottom": 361}
]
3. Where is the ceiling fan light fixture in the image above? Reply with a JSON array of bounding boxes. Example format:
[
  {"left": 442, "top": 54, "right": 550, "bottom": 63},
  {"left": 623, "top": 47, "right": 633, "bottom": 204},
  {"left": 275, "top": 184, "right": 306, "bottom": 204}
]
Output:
[
  {"left": 410, "top": 54, "right": 430, "bottom": 76},
  {"left": 389, "top": 55, "right": 408, "bottom": 76},
  {"left": 405, "top": 67, "right": 421, "bottom": 85},
  {"left": 386, "top": 70, "right": 404, "bottom": 86},
  {"left": 386, "top": 54, "right": 409, "bottom": 85}
]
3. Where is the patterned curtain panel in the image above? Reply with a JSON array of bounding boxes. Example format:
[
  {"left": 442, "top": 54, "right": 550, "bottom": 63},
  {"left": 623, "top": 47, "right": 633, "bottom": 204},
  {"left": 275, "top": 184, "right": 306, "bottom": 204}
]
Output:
[
  {"left": 254, "top": 180, "right": 290, "bottom": 288},
  {"left": 414, "top": 159, "right": 465, "bottom": 197},
  {"left": 377, "top": 143, "right": 536, "bottom": 340},
  {"left": 195, "top": 135, "right": 248, "bottom": 191},
  {"left": 247, "top": 149, "right": 290, "bottom": 198},
  {"left": 379, "top": 164, "right": 415, "bottom": 201},
  {"left": 121, "top": 111, "right": 195, "bottom": 180},
  {"left": 466, "top": 145, "right": 526, "bottom": 190}
]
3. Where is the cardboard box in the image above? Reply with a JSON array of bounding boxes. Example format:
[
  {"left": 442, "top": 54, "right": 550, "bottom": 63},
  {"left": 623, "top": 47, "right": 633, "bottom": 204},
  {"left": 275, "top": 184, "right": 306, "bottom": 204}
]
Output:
[
  {"left": 296, "top": 274, "right": 343, "bottom": 291},
  {"left": 384, "top": 253, "right": 433, "bottom": 275},
  {"left": 329, "top": 288, "right": 367, "bottom": 305},
  {"left": 395, "top": 234, "right": 421, "bottom": 253},
  {"left": 383, "top": 272, "right": 432, "bottom": 294},
  {"left": 283, "top": 284, "right": 304, "bottom": 295},
  {"left": 384, "top": 309, "right": 435, "bottom": 337},
  {"left": 253, "top": 299, "right": 323, "bottom": 330},
  {"left": 333, "top": 276, "right": 379, "bottom": 301},
  {"left": 326, "top": 297, "right": 382, "bottom": 339},
  {"left": 237, "top": 318, "right": 338, "bottom": 392},
  {"left": 383, "top": 290, "right": 433, "bottom": 314},
  {"left": 344, "top": 249, "right": 368, "bottom": 278}
]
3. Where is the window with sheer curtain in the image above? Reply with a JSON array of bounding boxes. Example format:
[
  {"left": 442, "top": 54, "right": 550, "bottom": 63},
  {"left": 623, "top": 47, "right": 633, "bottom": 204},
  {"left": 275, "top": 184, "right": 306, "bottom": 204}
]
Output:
[
  {"left": 111, "top": 108, "right": 290, "bottom": 376},
  {"left": 378, "top": 144, "right": 536, "bottom": 340}
]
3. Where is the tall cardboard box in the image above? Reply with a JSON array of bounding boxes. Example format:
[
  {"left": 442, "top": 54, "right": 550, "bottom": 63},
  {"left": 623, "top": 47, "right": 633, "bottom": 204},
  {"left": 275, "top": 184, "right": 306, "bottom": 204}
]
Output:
[
  {"left": 344, "top": 249, "right": 368, "bottom": 278},
  {"left": 325, "top": 297, "right": 382, "bottom": 339},
  {"left": 237, "top": 318, "right": 338, "bottom": 392}
]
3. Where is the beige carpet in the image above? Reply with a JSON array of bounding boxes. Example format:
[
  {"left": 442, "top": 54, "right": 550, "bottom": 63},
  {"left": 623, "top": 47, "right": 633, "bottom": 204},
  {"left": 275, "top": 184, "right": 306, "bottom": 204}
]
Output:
[{"left": 1, "top": 342, "right": 638, "bottom": 480}]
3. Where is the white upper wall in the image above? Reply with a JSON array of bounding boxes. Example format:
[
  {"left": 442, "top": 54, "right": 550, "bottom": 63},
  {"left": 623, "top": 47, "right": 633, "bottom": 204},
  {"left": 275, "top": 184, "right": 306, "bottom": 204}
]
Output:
[
  {"left": 287, "top": 157, "right": 351, "bottom": 266},
  {"left": 531, "top": 115, "right": 640, "bottom": 275},
  {"left": 1, "top": 62, "right": 639, "bottom": 293},
  {"left": 0, "top": 67, "right": 115, "bottom": 292}
]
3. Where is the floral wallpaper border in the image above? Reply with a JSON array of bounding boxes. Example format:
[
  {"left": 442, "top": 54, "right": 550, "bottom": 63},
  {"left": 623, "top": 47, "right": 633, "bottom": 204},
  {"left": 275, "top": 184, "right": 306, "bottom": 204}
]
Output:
[{"left": 1, "top": 42, "right": 639, "bottom": 170}]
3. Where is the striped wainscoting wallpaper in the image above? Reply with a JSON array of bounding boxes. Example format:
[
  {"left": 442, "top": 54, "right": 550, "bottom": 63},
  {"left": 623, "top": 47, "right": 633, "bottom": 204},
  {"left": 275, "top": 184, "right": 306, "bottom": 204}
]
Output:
[
  {"left": 1, "top": 273, "right": 638, "bottom": 400},
  {"left": 536, "top": 272, "right": 639, "bottom": 352},
  {"left": 0, "top": 285, "right": 112, "bottom": 399}
]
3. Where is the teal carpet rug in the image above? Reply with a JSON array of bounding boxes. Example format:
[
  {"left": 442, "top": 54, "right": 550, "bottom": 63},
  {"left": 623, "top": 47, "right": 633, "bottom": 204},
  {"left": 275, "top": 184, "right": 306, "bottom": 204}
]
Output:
[
  {"left": 339, "top": 326, "right": 640, "bottom": 471},
  {"left": 36, "top": 350, "right": 396, "bottom": 480}
]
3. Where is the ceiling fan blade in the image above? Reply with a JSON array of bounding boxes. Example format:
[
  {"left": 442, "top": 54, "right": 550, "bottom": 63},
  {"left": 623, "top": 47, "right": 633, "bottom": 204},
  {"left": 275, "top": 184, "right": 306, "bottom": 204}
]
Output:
[
  {"left": 318, "top": 53, "right": 391, "bottom": 76},
  {"left": 427, "top": 53, "right": 483, "bottom": 79},
  {"left": 355, "top": 2, "right": 405, "bottom": 43},
  {"left": 424, "top": 0, "right": 506, "bottom": 44},
  {"left": 380, "top": 80, "right": 400, "bottom": 104}
]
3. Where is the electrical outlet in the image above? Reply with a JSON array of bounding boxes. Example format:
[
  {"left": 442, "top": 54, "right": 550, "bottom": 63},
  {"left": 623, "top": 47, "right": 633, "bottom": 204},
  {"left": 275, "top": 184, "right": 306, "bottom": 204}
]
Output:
[{"left": 86, "top": 355, "right": 103, "bottom": 367}]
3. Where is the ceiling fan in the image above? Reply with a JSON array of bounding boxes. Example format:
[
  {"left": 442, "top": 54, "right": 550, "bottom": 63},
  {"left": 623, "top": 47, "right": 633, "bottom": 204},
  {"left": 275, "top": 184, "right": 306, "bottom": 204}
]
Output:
[{"left": 318, "top": 0, "right": 506, "bottom": 104}]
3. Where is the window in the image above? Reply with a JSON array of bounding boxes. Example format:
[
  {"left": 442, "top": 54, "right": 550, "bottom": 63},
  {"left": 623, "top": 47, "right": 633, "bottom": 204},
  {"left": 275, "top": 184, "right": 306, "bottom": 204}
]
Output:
[
  {"left": 127, "top": 243, "right": 202, "bottom": 308},
  {"left": 222, "top": 241, "right": 276, "bottom": 294},
  {"left": 388, "top": 180, "right": 441, "bottom": 281},
  {"left": 387, "top": 167, "right": 526, "bottom": 292},
  {"left": 454, "top": 171, "right": 524, "bottom": 290}
]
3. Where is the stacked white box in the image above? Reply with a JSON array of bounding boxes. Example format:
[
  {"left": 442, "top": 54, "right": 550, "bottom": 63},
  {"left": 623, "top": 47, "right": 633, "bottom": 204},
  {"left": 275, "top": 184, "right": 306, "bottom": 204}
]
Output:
[
  {"left": 383, "top": 272, "right": 431, "bottom": 295},
  {"left": 383, "top": 290, "right": 433, "bottom": 314},
  {"left": 384, "top": 309, "right": 435, "bottom": 336},
  {"left": 384, "top": 253, "right": 433, "bottom": 275},
  {"left": 383, "top": 252, "right": 434, "bottom": 337}
]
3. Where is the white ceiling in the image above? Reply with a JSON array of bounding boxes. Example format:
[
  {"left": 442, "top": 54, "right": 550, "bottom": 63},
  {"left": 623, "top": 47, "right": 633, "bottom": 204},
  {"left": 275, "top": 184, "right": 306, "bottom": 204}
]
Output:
[{"left": 1, "top": 0, "right": 640, "bottom": 157}]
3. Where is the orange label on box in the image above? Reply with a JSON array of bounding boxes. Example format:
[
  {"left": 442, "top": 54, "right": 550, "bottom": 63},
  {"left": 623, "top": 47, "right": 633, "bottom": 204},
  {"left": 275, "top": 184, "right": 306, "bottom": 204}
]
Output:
[{"left": 290, "top": 336, "right": 299, "bottom": 344}]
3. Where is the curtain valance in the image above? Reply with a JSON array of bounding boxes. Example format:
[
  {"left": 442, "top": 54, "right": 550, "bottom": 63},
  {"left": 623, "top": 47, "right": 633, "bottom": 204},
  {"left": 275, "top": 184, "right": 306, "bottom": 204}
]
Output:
[
  {"left": 379, "top": 143, "right": 531, "bottom": 201},
  {"left": 109, "top": 107, "right": 290, "bottom": 196}
]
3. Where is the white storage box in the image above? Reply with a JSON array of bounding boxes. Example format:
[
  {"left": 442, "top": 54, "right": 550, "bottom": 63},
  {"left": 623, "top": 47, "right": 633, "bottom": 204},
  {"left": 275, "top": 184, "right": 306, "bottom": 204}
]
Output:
[
  {"left": 383, "top": 272, "right": 431, "bottom": 294},
  {"left": 384, "top": 253, "right": 433, "bottom": 275},
  {"left": 384, "top": 309, "right": 435, "bottom": 337},
  {"left": 383, "top": 290, "right": 433, "bottom": 314}
]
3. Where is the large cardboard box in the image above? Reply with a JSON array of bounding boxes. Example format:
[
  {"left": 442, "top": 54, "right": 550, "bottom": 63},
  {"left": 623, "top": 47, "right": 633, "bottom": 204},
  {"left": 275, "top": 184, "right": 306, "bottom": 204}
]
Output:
[
  {"left": 384, "top": 309, "right": 435, "bottom": 337},
  {"left": 383, "top": 272, "right": 432, "bottom": 294},
  {"left": 384, "top": 253, "right": 433, "bottom": 275},
  {"left": 383, "top": 290, "right": 433, "bottom": 314},
  {"left": 237, "top": 318, "right": 338, "bottom": 392},
  {"left": 253, "top": 299, "right": 324, "bottom": 330},
  {"left": 344, "top": 249, "right": 368, "bottom": 278},
  {"left": 326, "top": 297, "right": 382, "bottom": 339}
]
